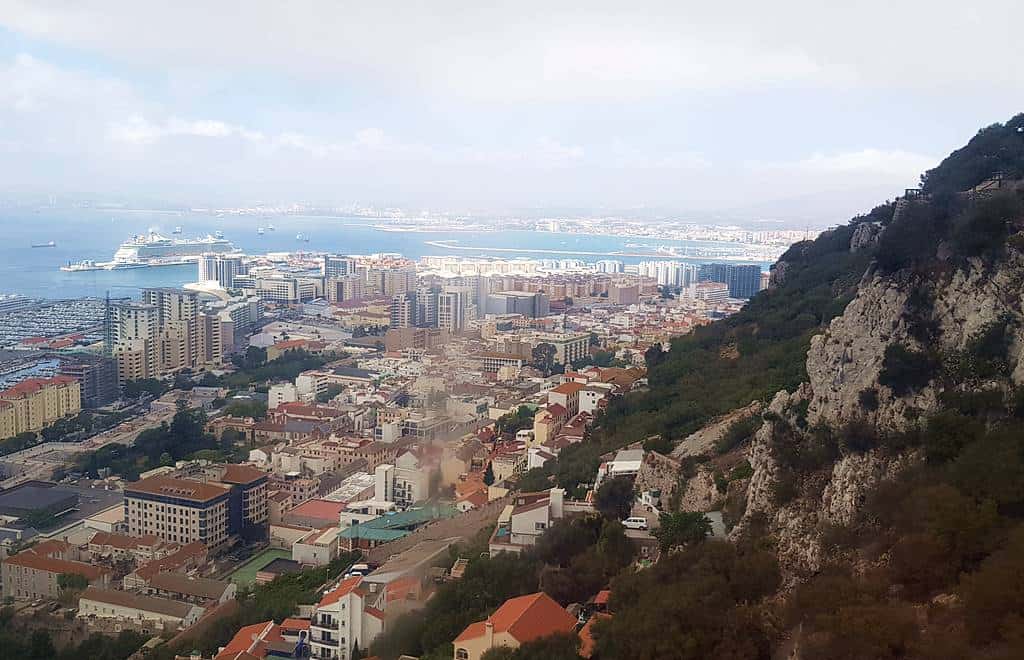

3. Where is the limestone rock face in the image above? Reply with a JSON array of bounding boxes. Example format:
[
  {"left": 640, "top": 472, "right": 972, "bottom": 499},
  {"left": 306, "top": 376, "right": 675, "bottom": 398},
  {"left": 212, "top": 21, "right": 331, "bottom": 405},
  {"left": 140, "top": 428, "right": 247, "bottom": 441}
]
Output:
[
  {"left": 820, "top": 449, "right": 911, "bottom": 525},
  {"left": 849, "top": 221, "right": 883, "bottom": 252},
  {"left": 671, "top": 401, "right": 763, "bottom": 459}
]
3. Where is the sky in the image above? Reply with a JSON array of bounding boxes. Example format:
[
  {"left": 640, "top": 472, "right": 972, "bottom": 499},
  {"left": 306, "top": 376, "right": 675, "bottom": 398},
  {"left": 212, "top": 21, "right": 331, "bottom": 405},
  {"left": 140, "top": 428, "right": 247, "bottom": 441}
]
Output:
[{"left": 1, "top": 1, "right": 1022, "bottom": 224}]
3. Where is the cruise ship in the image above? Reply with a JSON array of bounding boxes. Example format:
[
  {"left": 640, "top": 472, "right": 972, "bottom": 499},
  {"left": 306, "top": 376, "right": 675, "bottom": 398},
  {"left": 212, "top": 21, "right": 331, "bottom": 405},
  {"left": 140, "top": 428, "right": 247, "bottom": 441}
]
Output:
[
  {"left": 112, "top": 230, "right": 235, "bottom": 263},
  {"left": 60, "top": 230, "right": 237, "bottom": 272}
]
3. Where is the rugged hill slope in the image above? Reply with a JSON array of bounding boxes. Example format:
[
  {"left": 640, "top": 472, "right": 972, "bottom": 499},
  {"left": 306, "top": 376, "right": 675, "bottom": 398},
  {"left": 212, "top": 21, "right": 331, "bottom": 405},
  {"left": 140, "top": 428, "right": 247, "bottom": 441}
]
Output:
[{"left": 590, "top": 114, "right": 1024, "bottom": 659}]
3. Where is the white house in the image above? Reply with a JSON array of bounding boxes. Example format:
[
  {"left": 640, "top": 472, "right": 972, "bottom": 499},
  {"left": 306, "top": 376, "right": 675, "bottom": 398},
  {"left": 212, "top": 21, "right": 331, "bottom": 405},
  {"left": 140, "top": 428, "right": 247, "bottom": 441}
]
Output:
[
  {"left": 594, "top": 448, "right": 644, "bottom": 489},
  {"left": 309, "top": 576, "right": 385, "bottom": 660},
  {"left": 489, "top": 488, "right": 565, "bottom": 556}
]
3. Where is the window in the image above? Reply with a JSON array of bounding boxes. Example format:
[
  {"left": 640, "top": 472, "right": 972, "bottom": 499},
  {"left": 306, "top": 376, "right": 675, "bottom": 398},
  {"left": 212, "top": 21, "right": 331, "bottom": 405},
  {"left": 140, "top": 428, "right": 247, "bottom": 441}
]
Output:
[
  {"left": 535, "top": 522, "right": 547, "bottom": 531},
  {"left": 456, "top": 649, "right": 470, "bottom": 659}
]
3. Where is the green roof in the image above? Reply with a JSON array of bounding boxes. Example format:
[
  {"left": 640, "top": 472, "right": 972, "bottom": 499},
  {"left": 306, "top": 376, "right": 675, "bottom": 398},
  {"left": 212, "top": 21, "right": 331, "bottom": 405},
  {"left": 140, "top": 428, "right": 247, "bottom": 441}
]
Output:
[{"left": 338, "top": 504, "right": 457, "bottom": 541}]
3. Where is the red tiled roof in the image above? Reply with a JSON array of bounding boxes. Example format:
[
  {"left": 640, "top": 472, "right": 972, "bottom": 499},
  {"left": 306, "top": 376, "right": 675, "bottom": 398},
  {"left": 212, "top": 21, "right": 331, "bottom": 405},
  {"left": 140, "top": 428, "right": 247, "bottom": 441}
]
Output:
[
  {"left": 286, "top": 499, "right": 345, "bottom": 522},
  {"left": 550, "top": 382, "right": 585, "bottom": 395},
  {"left": 125, "top": 475, "right": 230, "bottom": 502},
  {"left": 25, "top": 539, "right": 70, "bottom": 557},
  {"left": 593, "top": 590, "right": 610, "bottom": 605},
  {"left": 0, "top": 375, "right": 78, "bottom": 398},
  {"left": 280, "top": 617, "right": 310, "bottom": 632},
  {"left": 89, "top": 532, "right": 162, "bottom": 550},
  {"left": 454, "top": 592, "right": 575, "bottom": 644},
  {"left": 364, "top": 606, "right": 385, "bottom": 620},
  {"left": 385, "top": 576, "right": 421, "bottom": 602},
  {"left": 132, "top": 542, "right": 207, "bottom": 581},
  {"left": 220, "top": 464, "right": 267, "bottom": 485},
  {"left": 579, "top": 613, "right": 612, "bottom": 658},
  {"left": 545, "top": 403, "right": 567, "bottom": 418},
  {"left": 4, "top": 552, "right": 108, "bottom": 581},
  {"left": 318, "top": 576, "right": 363, "bottom": 608},
  {"left": 215, "top": 621, "right": 284, "bottom": 660}
]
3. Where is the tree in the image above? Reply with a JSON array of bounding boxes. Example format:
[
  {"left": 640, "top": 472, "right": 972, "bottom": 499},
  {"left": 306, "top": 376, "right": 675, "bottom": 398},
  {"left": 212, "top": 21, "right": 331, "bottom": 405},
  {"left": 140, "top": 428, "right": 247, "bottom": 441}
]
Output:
[
  {"left": 58, "top": 572, "right": 89, "bottom": 592},
  {"left": 532, "top": 343, "right": 557, "bottom": 375},
  {"left": 516, "top": 468, "right": 551, "bottom": 493},
  {"left": 653, "top": 511, "right": 712, "bottom": 552},
  {"left": 595, "top": 476, "right": 634, "bottom": 521},
  {"left": 483, "top": 462, "right": 495, "bottom": 486}
]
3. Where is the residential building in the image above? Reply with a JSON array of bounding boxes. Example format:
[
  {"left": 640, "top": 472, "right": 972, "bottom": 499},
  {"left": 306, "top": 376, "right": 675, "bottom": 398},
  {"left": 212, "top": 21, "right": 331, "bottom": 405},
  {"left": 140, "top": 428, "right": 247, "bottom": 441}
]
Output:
[
  {"left": 77, "top": 587, "right": 205, "bottom": 629},
  {"left": 199, "top": 254, "right": 247, "bottom": 288},
  {"left": 489, "top": 488, "right": 568, "bottom": 556},
  {"left": 57, "top": 353, "right": 119, "bottom": 409},
  {"left": 453, "top": 592, "right": 576, "bottom": 660},
  {"left": 485, "top": 291, "right": 550, "bottom": 318},
  {"left": 310, "top": 576, "right": 385, "bottom": 660},
  {"left": 124, "top": 476, "right": 231, "bottom": 551},
  {"left": 547, "top": 381, "right": 584, "bottom": 418},
  {"left": 2, "top": 541, "right": 111, "bottom": 600},
  {"left": 0, "top": 375, "right": 81, "bottom": 435},
  {"left": 323, "top": 255, "right": 357, "bottom": 279},
  {"left": 145, "top": 571, "right": 236, "bottom": 605},
  {"left": 438, "top": 286, "right": 471, "bottom": 333},
  {"left": 374, "top": 453, "right": 429, "bottom": 508}
]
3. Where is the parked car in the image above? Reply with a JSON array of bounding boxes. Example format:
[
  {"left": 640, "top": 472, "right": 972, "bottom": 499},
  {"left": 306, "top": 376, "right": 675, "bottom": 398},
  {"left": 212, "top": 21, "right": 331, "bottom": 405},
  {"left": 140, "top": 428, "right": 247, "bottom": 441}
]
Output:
[{"left": 622, "top": 517, "right": 649, "bottom": 530}]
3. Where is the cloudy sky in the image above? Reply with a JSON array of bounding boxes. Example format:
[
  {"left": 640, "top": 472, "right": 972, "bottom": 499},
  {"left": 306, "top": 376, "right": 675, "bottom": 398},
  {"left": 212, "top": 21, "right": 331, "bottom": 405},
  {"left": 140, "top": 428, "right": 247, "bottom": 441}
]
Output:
[{"left": 1, "top": 1, "right": 1022, "bottom": 223}]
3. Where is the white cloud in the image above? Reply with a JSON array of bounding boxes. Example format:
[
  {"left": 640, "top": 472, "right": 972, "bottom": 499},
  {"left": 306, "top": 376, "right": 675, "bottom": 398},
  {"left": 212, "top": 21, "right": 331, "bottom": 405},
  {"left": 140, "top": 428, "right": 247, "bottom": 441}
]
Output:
[
  {"left": 4, "top": 1, "right": 1021, "bottom": 103},
  {"left": 107, "top": 116, "right": 265, "bottom": 145},
  {"left": 749, "top": 149, "right": 936, "bottom": 180}
]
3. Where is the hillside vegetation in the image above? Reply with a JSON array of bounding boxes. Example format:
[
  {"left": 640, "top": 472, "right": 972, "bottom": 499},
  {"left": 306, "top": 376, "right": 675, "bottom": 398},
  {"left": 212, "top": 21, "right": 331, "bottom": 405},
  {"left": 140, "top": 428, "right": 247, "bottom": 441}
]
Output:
[{"left": 577, "top": 114, "right": 1024, "bottom": 658}]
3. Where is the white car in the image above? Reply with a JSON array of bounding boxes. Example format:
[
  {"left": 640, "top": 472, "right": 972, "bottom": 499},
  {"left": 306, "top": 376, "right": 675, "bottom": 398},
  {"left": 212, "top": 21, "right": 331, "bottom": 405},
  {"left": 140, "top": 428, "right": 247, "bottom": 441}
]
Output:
[{"left": 622, "top": 517, "right": 649, "bottom": 531}]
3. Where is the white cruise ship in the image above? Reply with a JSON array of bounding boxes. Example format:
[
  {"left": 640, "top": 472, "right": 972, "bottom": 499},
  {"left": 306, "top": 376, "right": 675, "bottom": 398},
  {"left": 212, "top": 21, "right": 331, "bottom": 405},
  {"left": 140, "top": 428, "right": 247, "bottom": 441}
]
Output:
[{"left": 112, "top": 230, "right": 235, "bottom": 263}]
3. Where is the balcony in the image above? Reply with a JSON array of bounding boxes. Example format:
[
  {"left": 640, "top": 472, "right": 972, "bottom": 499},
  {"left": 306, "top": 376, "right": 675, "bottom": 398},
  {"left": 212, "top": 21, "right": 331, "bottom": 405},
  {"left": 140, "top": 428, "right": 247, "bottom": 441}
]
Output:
[{"left": 312, "top": 618, "right": 339, "bottom": 630}]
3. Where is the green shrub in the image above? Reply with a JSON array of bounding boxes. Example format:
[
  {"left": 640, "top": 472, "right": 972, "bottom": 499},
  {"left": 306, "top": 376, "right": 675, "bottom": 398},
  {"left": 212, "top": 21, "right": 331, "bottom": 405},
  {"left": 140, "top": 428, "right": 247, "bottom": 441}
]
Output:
[
  {"left": 715, "top": 415, "right": 764, "bottom": 455},
  {"left": 839, "top": 419, "right": 879, "bottom": 453},
  {"left": 879, "top": 344, "right": 938, "bottom": 395},
  {"left": 858, "top": 388, "right": 880, "bottom": 410}
]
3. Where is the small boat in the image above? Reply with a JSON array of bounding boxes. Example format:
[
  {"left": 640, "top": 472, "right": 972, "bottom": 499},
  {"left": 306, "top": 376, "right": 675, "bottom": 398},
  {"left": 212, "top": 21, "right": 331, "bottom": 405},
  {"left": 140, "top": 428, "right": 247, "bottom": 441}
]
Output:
[
  {"left": 31, "top": 241, "right": 56, "bottom": 248},
  {"left": 267, "top": 223, "right": 275, "bottom": 231},
  {"left": 257, "top": 227, "right": 265, "bottom": 235},
  {"left": 214, "top": 230, "right": 224, "bottom": 239},
  {"left": 173, "top": 226, "right": 183, "bottom": 234}
]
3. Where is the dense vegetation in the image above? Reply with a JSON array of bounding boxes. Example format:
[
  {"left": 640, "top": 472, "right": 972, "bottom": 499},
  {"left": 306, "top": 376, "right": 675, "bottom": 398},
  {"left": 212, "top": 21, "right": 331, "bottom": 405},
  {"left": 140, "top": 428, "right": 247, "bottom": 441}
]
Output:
[
  {"left": 371, "top": 515, "right": 636, "bottom": 660},
  {"left": 516, "top": 114, "right": 1024, "bottom": 657},
  {"left": 74, "top": 402, "right": 219, "bottom": 480},
  {"left": 0, "top": 607, "right": 147, "bottom": 660},
  {"left": 148, "top": 551, "right": 361, "bottom": 660}
]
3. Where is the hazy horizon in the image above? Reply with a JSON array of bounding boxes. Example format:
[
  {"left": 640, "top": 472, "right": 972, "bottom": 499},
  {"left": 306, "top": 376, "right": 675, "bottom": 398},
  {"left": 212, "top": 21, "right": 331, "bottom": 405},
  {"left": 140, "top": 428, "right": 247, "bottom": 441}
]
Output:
[{"left": 2, "top": 1, "right": 1022, "bottom": 224}]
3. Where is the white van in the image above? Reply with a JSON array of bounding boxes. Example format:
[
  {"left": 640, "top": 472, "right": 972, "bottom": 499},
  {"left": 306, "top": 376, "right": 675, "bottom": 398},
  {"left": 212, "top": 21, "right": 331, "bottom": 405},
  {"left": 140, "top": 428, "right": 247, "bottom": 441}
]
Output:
[{"left": 622, "top": 517, "right": 648, "bottom": 530}]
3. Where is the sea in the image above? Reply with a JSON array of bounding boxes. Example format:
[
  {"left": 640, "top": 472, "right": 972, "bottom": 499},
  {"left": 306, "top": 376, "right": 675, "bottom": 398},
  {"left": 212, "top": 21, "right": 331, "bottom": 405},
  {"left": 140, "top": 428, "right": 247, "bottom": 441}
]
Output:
[{"left": 0, "top": 209, "right": 774, "bottom": 300}]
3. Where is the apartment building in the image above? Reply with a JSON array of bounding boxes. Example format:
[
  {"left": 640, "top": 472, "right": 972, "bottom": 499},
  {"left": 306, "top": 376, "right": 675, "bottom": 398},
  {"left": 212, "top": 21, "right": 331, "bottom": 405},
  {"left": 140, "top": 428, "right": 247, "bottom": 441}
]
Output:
[
  {"left": 124, "top": 476, "right": 231, "bottom": 551},
  {"left": 0, "top": 375, "right": 81, "bottom": 436},
  {"left": 309, "top": 576, "right": 385, "bottom": 660},
  {"left": 2, "top": 540, "right": 111, "bottom": 601}
]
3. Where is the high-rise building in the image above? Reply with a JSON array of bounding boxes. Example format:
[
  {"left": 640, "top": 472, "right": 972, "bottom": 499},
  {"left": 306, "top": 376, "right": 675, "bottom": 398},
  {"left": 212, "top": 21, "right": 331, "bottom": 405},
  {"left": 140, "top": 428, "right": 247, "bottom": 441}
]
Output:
[
  {"left": 58, "top": 354, "right": 119, "bottom": 409},
  {"left": 198, "top": 254, "right": 246, "bottom": 288},
  {"left": 389, "top": 293, "right": 416, "bottom": 329},
  {"left": 143, "top": 288, "right": 200, "bottom": 372},
  {"left": 382, "top": 268, "right": 416, "bottom": 297},
  {"left": 323, "top": 255, "right": 357, "bottom": 279},
  {"left": 438, "top": 286, "right": 471, "bottom": 332},
  {"left": 414, "top": 286, "right": 440, "bottom": 327},
  {"left": 326, "top": 274, "right": 365, "bottom": 303},
  {"left": 485, "top": 291, "right": 550, "bottom": 318},
  {"left": 111, "top": 301, "right": 159, "bottom": 382},
  {"left": 595, "top": 259, "right": 624, "bottom": 273},
  {"left": 698, "top": 263, "right": 761, "bottom": 299}
]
